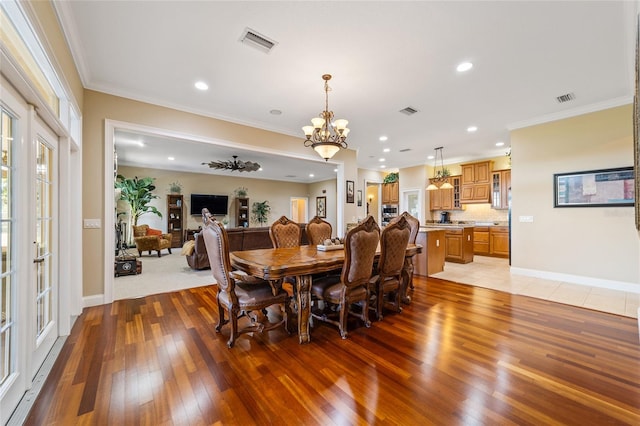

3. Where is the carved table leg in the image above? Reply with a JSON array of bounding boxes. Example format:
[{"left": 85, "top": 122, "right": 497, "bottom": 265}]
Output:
[
  {"left": 401, "top": 258, "right": 413, "bottom": 304},
  {"left": 296, "top": 275, "right": 312, "bottom": 344}
]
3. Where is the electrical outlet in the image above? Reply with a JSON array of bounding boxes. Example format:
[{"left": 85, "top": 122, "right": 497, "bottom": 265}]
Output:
[
  {"left": 83, "top": 219, "right": 101, "bottom": 229},
  {"left": 519, "top": 215, "right": 534, "bottom": 223}
]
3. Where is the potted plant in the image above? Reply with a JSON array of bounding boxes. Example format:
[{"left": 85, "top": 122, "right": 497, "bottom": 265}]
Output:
[
  {"left": 251, "top": 200, "right": 271, "bottom": 226},
  {"left": 115, "top": 175, "right": 162, "bottom": 226},
  {"left": 234, "top": 186, "right": 248, "bottom": 198},
  {"left": 168, "top": 181, "right": 182, "bottom": 194},
  {"left": 383, "top": 172, "right": 399, "bottom": 184}
]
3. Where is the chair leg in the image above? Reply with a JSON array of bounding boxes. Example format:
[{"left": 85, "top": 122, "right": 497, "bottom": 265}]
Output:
[
  {"left": 138, "top": 250, "right": 142, "bottom": 257},
  {"left": 228, "top": 307, "right": 239, "bottom": 348},
  {"left": 157, "top": 251, "right": 162, "bottom": 257},
  {"left": 215, "top": 294, "right": 227, "bottom": 332},
  {"left": 168, "top": 248, "right": 172, "bottom": 254},
  {"left": 377, "top": 284, "right": 384, "bottom": 321},
  {"left": 339, "top": 300, "right": 349, "bottom": 339}
]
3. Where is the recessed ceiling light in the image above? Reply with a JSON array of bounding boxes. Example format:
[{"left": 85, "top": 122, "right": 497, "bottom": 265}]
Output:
[
  {"left": 495, "top": 141, "right": 505, "bottom": 147},
  {"left": 168, "top": 157, "right": 175, "bottom": 161},
  {"left": 379, "top": 136, "right": 388, "bottom": 142},
  {"left": 194, "top": 81, "right": 209, "bottom": 91},
  {"left": 383, "top": 148, "right": 390, "bottom": 153},
  {"left": 467, "top": 126, "right": 478, "bottom": 133},
  {"left": 309, "top": 173, "right": 314, "bottom": 177},
  {"left": 270, "top": 109, "right": 282, "bottom": 115},
  {"left": 380, "top": 165, "right": 386, "bottom": 169},
  {"left": 379, "top": 158, "right": 385, "bottom": 162},
  {"left": 457, "top": 62, "right": 473, "bottom": 72},
  {"left": 333, "top": 168, "right": 338, "bottom": 172},
  {"left": 259, "top": 167, "right": 263, "bottom": 171},
  {"left": 427, "top": 155, "right": 435, "bottom": 160}
]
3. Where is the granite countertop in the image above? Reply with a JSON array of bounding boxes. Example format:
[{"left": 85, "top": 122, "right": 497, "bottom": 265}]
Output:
[{"left": 421, "top": 221, "right": 508, "bottom": 228}]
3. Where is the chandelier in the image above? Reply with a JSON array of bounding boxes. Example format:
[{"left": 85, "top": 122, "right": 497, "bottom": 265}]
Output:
[
  {"left": 302, "top": 74, "right": 349, "bottom": 161},
  {"left": 202, "top": 155, "right": 261, "bottom": 172},
  {"left": 426, "top": 147, "right": 453, "bottom": 191}
]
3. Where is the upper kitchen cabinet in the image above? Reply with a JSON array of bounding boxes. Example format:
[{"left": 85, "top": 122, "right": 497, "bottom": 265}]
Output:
[
  {"left": 491, "top": 169, "right": 511, "bottom": 210},
  {"left": 382, "top": 181, "right": 399, "bottom": 204},
  {"left": 460, "top": 160, "right": 493, "bottom": 204},
  {"left": 429, "top": 175, "right": 462, "bottom": 211}
]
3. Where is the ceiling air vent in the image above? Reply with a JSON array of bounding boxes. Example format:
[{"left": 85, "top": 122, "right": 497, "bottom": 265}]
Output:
[
  {"left": 399, "top": 148, "right": 411, "bottom": 152},
  {"left": 556, "top": 92, "right": 575, "bottom": 103},
  {"left": 399, "top": 106, "right": 418, "bottom": 115},
  {"left": 240, "top": 28, "right": 277, "bottom": 53}
]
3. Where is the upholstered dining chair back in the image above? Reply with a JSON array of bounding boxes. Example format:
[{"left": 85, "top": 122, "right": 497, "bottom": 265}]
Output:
[
  {"left": 270, "top": 216, "right": 301, "bottom": 248},
  {"left": 201, "top": 209, "right": 233, "bottom": 295},
  {"left": 390, "top": 211, "right": 420, "bottom": 293},
  {"left": 306, "top": 216, "right": 333, "bottom": 246},
  {"left": 392, "top": 212, "right": 420, "bottom": 244},
  {"left": 378, "top": 216, "right": 411, "bottom": 277},
  {"left": 369, "top": 215, "right": 410, "bottom": 320},
  {"left": 341, "top": 215, "right": 381, "bottom": 289}
]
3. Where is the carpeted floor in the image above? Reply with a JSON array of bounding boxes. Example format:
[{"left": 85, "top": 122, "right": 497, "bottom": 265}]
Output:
[{"left": 113, "top": 248, "right": 213, "bottom": 300}]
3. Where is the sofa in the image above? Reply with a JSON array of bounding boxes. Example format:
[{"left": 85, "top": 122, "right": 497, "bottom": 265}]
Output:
[{"left": 185, "top": 225, "right": 309, "bottom": 270}]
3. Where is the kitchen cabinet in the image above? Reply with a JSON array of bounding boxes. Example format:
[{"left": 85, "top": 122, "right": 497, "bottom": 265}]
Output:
[
  {"left": 491, "top": 169, "right": 511, "bottom": 210},
  {"left": 473, "top": 226, "right": 490, "bottom": 255},
  {"left": 429, "top": 175, "right": 461, "bottom": 211},
  {"left": 444, "top": 227, "right": 474, "bottom": 263},
  {"left": 235, "top": 197, "right": 250, "bottom": 228},
  {"left": 474, "top": 225, "right": 509, "bottom": 258},
  {"left": 382, "top": 181, "right": 399, "bottom": 204},
  {"left": 460, "top": 160, "right": 492, "bottom": 204},
  {"left": 489, "top": 226, "right": 509, "bottom": 258},
  {"left": 414, "top": 229, "right": 445, "bottom": 276},
  {"left": 167, "top": 194, "right": 184, "bottom": 248}
]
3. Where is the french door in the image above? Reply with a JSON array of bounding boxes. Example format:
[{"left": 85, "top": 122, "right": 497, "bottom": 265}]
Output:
[{"left": 0, "top": 77, "right": 59, "bottom": 424}]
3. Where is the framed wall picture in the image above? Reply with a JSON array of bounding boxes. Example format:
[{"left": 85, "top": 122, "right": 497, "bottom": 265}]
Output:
[
  {"left": 357, "top": 190, "right": 363, "bottom": 206},
  {"left": 316, "top": 196, "right": 326, "bottom": 218},
  {"left": 346, "top": 180, "right": 355, "bottom": 203},
  {"left": 553, "top": 167, "right": 635, "bottom": 207}
]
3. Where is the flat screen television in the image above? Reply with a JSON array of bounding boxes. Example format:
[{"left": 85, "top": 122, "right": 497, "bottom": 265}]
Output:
[{"left": 190, "top": 194, "right": 229, "bottom": 215}]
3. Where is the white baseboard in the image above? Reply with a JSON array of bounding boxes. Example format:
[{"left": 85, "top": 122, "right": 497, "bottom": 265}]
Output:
[
  {"left": 510, "top": 267, "right": 640, "bottom": 294},
  {"left": 83, "top": 294, "right": 105, "bottom": 308}
]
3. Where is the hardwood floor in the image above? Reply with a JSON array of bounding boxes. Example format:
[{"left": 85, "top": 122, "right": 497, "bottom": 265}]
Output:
[{"left": 25, "top": 277, "right": 640, "bottom": 425}]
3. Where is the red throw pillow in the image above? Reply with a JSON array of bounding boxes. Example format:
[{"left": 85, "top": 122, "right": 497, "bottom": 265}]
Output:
[{"left": 147, "top": 228, "right": 162, "bottom": 236}]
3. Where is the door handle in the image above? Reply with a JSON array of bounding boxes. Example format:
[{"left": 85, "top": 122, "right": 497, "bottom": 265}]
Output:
[{"left": 33, "top": 258, "right": 44, "bottom": 264}]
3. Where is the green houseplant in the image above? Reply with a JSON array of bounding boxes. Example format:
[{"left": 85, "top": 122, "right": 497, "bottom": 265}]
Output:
[
  {"left": 251, "top": 200, "right": 271, "bottom": 226},
  {"left": 115, "top": 175, "right": 162, "bottom": 226},
  {"left": 168, "top": 181, "right": 182, "bottom": 194},
  {"left": 383, "top": 172, "right": 399, "bottom": 183}
]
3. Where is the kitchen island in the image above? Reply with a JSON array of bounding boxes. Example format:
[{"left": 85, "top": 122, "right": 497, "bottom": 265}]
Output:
[
  {"left": 414, "top": 228, "right": 446, "bottom": 276},
  {"left": 422, "top": 224, "right": 475, "bottom": 264}
]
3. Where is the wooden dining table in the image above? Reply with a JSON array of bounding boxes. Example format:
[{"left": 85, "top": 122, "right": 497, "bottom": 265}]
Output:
[{"left": 230, "top": 243, "right": 422, "bottom": 343}]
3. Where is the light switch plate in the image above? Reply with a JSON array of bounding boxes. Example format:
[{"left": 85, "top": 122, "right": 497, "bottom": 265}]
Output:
[
  {"left": 519, "top": 215, "right": 534, "bottom": 223},
  {"left": 83, "top": 218, "right": 101, "bottom": 229}
]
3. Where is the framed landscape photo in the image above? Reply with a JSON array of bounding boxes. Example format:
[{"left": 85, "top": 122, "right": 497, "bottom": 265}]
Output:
[
  {"left": 316, "top": 196, "right": 326, "bottom": 218},
  {"left": 357, "top": 190, "right": 363, "bottom": 206},
  {"left": 346, "top": 180, "right": 355, "bottom": 203},
  {"left": 553, "top": 167, "right": 635, "bottom": 208}
]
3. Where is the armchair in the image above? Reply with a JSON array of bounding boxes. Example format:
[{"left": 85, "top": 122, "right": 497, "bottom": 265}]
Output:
[{"left": 132, "top": 224, "right": 173, "bottom": 257}]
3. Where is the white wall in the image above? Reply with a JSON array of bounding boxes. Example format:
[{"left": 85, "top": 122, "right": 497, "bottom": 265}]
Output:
[{"left": 510, "top": 105, "right": 639, "bottom": 289}]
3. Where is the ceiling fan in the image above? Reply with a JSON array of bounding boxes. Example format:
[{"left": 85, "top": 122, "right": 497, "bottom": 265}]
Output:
[{"left": 202, "top": 155, "right": 261, "bottom": 172}]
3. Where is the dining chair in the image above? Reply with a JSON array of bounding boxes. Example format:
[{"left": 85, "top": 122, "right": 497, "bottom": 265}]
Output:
[
  {"left": 310, "top": 215, "right": 380, "bottom": 339},
  {"left": 369, "top": 215, "right": 411, "bottom": 320},
  {"left": 201, "top": 209, "right": 291, "bottom": 348},
  {"left": 305, "top": 216, "right": 333, "bottom": 246},
  {"left": 391, "top": 212, "right": 420, "bottom": 290},
  {"left": 269, "top": 216, "right": 302, "bottom": 248}
]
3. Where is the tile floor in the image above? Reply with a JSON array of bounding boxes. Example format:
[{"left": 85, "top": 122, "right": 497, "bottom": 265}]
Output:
[{"left": 431, "top": 256, "right": 640, "bottom": 319}]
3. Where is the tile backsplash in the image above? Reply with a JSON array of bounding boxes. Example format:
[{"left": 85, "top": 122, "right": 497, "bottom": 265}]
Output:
[{"left": 430, "top": 203, "right": 508, "bottom": 223}]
